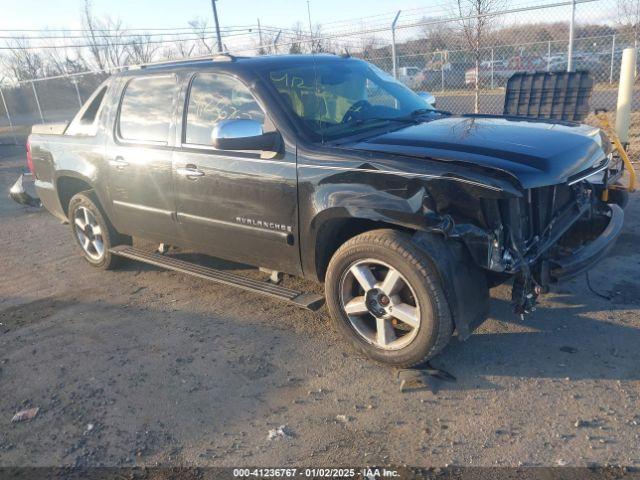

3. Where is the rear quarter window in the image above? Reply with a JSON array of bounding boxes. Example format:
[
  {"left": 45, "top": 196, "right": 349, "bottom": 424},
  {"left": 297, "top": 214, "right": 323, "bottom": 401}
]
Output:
[
  {"left": 118, "top": 75, "right": 177, "bottom": 143},
  {"left": 65, "top": 84, "right": 108, "bottom": 136}
]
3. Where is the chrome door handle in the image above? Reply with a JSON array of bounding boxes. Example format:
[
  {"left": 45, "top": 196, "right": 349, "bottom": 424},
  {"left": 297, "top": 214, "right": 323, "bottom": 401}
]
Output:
[
  {"left": 176, "top": 167, "right": 205, "bottom": 179},
  {"left": 109, "top": 157, "right": 129, "bottom": 170}
]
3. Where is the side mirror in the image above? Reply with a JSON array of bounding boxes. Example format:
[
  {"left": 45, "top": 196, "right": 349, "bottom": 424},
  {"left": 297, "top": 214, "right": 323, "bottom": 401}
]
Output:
[
  {"left": 211, "top": 119, "right": 281, "bottom": 152},
  {"left": 417, "top": 91, "right": 436, "bottom": 108}
]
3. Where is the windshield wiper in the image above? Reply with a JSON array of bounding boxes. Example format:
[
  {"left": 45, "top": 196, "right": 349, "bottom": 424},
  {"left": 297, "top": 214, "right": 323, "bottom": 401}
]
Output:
[
  {"left": 346, "top": 108, "right": 449, "bottom": 127},
  {"left": 392, "top": 108, "right": 451, "bottom": 121}
]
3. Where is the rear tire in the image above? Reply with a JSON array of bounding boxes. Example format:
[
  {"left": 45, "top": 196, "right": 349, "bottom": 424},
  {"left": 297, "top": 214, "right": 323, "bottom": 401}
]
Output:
[
  {"left": 68, "top": 191, "right": 129, "bottom": 270},
  {"left": 325, "top": 229, "right": 453, "bottom": 367}
]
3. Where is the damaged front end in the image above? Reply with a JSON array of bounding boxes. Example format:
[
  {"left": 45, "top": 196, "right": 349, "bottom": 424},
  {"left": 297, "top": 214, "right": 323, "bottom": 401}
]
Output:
[
  {"left": 9, "top": 173, "right": 41, "bottom": 208},
  {"left": 494, "top": 178, "right": 622, "bottom": 316},
  {"left": 435, "top": 164, "right": 624, "bottom": 318}
]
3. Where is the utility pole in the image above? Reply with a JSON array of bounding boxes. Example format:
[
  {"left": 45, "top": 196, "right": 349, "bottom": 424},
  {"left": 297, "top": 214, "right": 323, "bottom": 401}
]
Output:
[{"left": 211, "top": 0, "right": 223, "bottom": 53}]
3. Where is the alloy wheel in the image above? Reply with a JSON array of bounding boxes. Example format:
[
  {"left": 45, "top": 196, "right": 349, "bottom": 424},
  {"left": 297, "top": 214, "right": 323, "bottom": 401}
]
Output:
[
  {"left": 339, "top": 258, "right": 421, "bottom": 350},
  {"left": 73, "top": 205, "right": 105, "bottom": 261}
]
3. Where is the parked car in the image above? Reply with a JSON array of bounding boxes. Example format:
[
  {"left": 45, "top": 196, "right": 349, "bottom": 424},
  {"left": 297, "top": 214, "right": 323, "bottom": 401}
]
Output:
[
  {"left": 465, "top": 56, "right": 545, "bottom": 86},
  {"left": 14, "top": 54, "right": 624, "bottom": 366},
  {"left": 548, "top": 55, "right": 608, "bottom": 79},
  {"left": 415, "top": 62, "right": 469, "bottom": 91},
  {"left": 397, "top": 66, "right": 422, "bottom": 89}
]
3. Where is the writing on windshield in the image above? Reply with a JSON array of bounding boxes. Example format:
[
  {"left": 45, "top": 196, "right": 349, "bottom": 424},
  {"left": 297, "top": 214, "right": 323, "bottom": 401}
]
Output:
[{"left": 266, "top": 59, "right": 432, "bottom": 140}]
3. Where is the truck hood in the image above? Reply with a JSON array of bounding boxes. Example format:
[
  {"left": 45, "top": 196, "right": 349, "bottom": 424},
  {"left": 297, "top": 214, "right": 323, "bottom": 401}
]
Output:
[{"left": 344, "top": 115, "right": 608, "bottom": 189}]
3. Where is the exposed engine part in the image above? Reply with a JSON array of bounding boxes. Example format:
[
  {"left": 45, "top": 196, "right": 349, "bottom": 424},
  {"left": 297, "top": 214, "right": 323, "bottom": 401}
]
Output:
[
  {"left": 511, "top": 273, "right": 540, "bottom": 318},
  {"left": 488, "top": 231, "right": 507, "bottom": 272}
]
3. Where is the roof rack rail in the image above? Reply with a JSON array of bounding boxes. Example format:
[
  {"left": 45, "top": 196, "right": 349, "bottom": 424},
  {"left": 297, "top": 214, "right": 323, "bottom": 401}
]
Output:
[
  {"left": 137, "top": 53, "right": 236, "bottom": 70},
  {"left": 212, "top": 53, "right": 236, "bottom": 62}
]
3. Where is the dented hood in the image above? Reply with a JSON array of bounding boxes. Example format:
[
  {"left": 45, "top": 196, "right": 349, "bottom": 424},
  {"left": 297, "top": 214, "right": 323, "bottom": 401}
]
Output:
[{"left": 344, "top": 115, "right": 609, "bottom": 189}]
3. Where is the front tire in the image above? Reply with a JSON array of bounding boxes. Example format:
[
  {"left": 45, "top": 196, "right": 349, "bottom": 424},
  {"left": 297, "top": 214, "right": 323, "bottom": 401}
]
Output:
[
  {"left": 68, "top": 191, "right": 127, "bottom": 270},
  {"left": 325, "top": 229, "right": 453, "bottom": 367}
]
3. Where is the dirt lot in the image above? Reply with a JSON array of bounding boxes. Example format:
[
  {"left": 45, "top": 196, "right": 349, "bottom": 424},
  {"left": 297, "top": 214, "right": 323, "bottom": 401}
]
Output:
[{"left": 0, "top": 145, "right": 639, "bottom": 469}]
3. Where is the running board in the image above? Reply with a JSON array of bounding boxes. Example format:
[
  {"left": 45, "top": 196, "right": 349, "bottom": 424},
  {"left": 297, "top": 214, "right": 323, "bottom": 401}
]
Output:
[{"left": 109, "top": 246, "right": 325, "bottom": 311}]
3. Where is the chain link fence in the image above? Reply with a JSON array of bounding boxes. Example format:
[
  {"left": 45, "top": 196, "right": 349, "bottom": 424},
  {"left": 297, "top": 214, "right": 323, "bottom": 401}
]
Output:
[{"left": 1, "top": 0, "right": 638, "bottom": 160}]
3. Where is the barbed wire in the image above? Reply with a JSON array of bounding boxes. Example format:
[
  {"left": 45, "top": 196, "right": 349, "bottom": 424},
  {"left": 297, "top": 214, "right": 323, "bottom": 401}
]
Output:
[
  {"left": 363, "top": 32, "right": 632, "bottom": 62},
  {"left": 222, "top": 0, "right": 603, "bottom": 60},
  {"left": 0, "top": 28, "right": 259, "bottom": 41}
]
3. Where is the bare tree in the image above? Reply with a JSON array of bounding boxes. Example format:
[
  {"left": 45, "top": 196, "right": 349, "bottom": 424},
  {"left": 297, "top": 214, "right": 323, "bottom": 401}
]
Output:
[
  {"left": 420, "top": 18, "right": 458, "bottom": 52},
  {"left": 288, "top": 22, "right": 306, "bottom": 54},
  {"left": 310, "top": 24, "right": 331, "bottom": 53},
  {"left": 169, "top": 39, "right": 197, "bottom": 60},
  {"left": 456, "top": 0, "right": 501, "bottom": 112},
  {"left": 127, "top": 34, "right": 159, "bottom": 64},
  {"left": 82, "top": 0, "right": 106, "bottom": 71},
  {"left": 42, "top": 40, "right": 72, "bottom": 77},
  {"left": 101, "top": 17, "right": 128, "bottom": 68},
  {"left": 42, "top": 42, "right": 87, "bottom": 77},
  {"left": 82, "top": 1, "right": 133, "bottom": 70},
  {"left": 257, "top": 29, "right": 280, "bottom": 55},
  {"left": 188, "top": 18, "right": 214, "bottom": 55},
  {"left": 618, "top": 0, "right": 640, "bottom": 47},
  {"left": 0, "top": 38, "right": 44, "bottom": 81}
]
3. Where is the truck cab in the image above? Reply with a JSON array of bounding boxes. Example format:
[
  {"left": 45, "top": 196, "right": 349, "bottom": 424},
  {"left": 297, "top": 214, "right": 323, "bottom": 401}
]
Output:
[{"left": 23, "top": 54, "right": 625, "bottom": 366}]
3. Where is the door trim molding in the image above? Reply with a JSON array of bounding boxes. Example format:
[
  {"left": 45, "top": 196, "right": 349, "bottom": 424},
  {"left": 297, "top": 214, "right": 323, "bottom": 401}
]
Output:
[{"left": 177, "top": 212, "right": 292, "bottom": 243}]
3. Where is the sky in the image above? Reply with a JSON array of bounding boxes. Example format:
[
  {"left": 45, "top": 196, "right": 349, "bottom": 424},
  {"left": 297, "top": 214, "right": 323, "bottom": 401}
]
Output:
[
  {"left": 0, "top": 0, "right": 432, "bottom": 31},
  {"left": 0, "top": 0, "right": 614, "bottom": 57}
]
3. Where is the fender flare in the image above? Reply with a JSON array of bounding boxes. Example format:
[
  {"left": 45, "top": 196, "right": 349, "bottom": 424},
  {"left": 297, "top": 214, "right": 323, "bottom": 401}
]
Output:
[
  {"left": 54, "top": 171, "right": 104, "bottom": 217},
  {"left": 307, "top": 206, "right": 437, "bottom": 281}
]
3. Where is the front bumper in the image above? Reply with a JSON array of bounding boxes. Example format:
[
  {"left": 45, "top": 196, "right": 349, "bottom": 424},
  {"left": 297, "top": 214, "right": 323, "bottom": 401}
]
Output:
[
  {"left": 9, "top": 173, "right": 41, "bottom": 208},
  {"left": 546, "top": 203, "right": 623, "bottom": 281}
]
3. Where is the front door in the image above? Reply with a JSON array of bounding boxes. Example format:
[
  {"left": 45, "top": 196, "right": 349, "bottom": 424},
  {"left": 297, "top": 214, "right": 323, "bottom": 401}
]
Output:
[
  {"left": 173, "top": 72, "right": 300, "bottom": 274},
  {"left": 107, "top": 74, "right": 178, "bottom": 241}
]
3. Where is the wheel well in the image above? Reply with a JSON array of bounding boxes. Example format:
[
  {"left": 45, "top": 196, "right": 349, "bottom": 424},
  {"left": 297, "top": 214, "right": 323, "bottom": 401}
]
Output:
[
  {"left": 314, "top": 218, "right": 413, "bottom": 281},
  {"left": 57, "top": 176, "right": 93, "bottom": 216}
]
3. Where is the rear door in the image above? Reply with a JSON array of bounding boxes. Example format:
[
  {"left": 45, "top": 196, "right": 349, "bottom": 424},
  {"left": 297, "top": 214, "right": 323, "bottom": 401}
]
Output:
[
  {"left": 107, "top": 74, "right": 179, "bottom": 241},
  {"left": 172, "top": 71, "right": 301, "bottom": 274}
]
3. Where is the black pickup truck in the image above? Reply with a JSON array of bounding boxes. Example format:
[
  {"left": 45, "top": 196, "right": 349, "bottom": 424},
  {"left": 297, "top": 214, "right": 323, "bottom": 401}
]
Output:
[{"left": 14, "top": 54, "right": 625, "bottom": 366}]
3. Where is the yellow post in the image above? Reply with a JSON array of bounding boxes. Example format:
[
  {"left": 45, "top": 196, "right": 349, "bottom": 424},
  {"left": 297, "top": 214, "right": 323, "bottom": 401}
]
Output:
[{"left": 596, "top": 112, "right": 636, "bottom": 195}]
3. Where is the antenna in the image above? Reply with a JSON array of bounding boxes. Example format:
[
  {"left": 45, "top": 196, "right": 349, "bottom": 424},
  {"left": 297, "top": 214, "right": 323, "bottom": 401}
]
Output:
[
  {"left": 306, "top": 0, "right": 322, "bottom": 144},
  {"left": 210, "top": 0, "right": 223, "bottom": 53},
  {"left": 306, "top": 0, "right": 314, "bottom": 52}
]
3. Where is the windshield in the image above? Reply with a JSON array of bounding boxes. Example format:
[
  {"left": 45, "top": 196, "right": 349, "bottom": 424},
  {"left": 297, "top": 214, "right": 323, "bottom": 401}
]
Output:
[{"left": 263, "top": 58, "right": 433, "bottom": 141}]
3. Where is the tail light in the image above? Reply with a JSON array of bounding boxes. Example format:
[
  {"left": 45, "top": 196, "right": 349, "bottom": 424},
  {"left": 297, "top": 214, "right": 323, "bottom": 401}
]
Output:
[{"left": 26, "top": 136, "right": 34, "bottom": 174}]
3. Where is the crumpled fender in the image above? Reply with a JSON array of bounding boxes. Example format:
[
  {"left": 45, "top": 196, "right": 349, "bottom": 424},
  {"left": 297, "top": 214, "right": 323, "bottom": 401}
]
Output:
[{"left": 412, "top": 231, "right": 489, "bottom": 340}]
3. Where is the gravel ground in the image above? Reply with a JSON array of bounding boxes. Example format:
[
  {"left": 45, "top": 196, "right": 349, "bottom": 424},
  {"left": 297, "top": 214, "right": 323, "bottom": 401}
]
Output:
[{"left": 0, "top": 144, "right": 639, "bottom": 468}]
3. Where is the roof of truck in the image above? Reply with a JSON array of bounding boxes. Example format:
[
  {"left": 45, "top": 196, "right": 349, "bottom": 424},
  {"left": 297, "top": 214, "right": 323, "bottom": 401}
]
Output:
[{"left": 118, "top": 53, "right": 355, "bottom": 76}]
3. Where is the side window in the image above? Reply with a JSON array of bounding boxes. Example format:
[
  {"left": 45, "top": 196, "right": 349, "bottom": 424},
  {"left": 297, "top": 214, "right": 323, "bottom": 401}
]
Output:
[
  {"left": 118, "top": 75, "right": 177, "bottom": 143},
  {"left": 185, "top": 73, "right": 265, "bottom": 146},
  {"left": 65, "top": 85, "right": 107, "bottom": 136}
]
